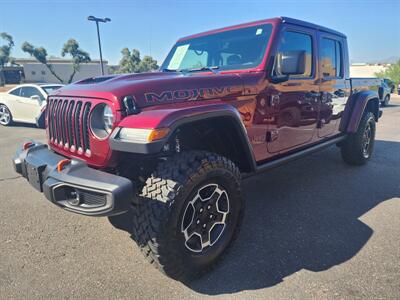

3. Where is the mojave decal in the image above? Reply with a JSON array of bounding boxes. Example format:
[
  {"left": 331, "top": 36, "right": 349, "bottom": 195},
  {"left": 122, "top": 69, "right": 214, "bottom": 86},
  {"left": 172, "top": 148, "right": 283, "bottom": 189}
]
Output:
[{"left": 144, "top": 86, "right": 242, "bottom": 103}]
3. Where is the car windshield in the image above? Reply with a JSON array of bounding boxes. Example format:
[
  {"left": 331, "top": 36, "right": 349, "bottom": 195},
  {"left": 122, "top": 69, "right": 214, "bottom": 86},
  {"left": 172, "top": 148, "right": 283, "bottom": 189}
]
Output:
[
  {"left": 42, "top": 85, "right": 63, "bottom": 94},
  {"left": 161, "top": 23, "right": 273, "bottom": 72}
]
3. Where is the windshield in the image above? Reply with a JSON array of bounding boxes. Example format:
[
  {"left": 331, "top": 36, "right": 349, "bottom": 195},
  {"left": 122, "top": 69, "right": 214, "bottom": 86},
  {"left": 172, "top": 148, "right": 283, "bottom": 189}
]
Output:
[
  {"left": 42, "top": 85, "right": 63, "bottom": 94},
  {"left": 161, "top": 23, "right": 273, "bottom": 72}
]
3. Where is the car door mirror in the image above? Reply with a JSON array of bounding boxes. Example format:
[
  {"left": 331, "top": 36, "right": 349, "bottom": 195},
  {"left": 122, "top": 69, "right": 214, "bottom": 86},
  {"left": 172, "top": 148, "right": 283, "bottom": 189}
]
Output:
[
  {"left": 30, "top": 95, "right": 42, "bottom": 104},
  {"left": 278, "top": 51, "right": 306, "bottom": 75},
  {"left": 270, "top": 51, "right": 306, "bottom": 84},
  {"left": 270, "top": 74, "right": 289, "bottom": 84}
]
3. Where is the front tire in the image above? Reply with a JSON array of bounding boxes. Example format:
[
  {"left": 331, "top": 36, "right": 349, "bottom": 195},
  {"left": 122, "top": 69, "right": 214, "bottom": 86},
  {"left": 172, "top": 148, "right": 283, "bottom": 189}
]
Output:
[
  {"left": 132, "top": 151, "right": 243, "bottom": 281},
  {"left": 340, "top": 111, "right": 376, "bottom": 165},
  {"left": 0, "top": 104, "right": 13, "bottom": 126}
]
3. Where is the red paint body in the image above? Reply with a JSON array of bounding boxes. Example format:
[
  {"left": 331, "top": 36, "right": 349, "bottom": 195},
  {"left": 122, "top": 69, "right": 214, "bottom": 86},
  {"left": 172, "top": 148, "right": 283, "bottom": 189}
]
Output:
[{"left": 47, "top": 17, "right": 380, "bottom": 169}]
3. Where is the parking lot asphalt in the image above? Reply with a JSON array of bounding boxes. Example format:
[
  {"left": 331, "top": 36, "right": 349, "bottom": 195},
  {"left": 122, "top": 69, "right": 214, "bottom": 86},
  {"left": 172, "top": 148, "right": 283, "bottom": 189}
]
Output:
[{"left": 1, "top": 95, "right": 399, "bottom": 299}]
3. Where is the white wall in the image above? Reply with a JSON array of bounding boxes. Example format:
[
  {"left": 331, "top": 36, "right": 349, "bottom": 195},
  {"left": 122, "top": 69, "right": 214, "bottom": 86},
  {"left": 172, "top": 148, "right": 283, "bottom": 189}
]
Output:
[
  {"left": 350, "top": 65, "right": 388, "bottom": 78},
  {"left": 21, "top": 62, "right": 108, "bottom": 84}
]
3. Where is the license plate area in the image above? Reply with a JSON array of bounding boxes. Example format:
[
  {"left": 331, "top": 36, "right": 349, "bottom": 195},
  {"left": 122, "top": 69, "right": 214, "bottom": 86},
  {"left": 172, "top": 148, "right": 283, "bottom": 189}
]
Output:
[{"left": 26, "top": 162, "right": 46, "bottom": 192}]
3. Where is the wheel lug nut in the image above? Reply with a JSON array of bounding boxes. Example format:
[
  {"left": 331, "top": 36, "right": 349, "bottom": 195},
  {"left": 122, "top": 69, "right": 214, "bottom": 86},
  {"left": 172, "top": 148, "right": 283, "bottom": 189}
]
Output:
[
  {"left": 196, "top": 219, "right": 200, "bottom": 224},
  {"left": 209, "top": 215, "right": 213, "bottom": 219},
  {"left": 207, "top": 205, "right": 211, "bottom": 210},
  {"left": 199, "top": 208, "right": 204, "bottom": 213},
  {"left": 202, "top": 224, "right": 206, "bottom": 228}
]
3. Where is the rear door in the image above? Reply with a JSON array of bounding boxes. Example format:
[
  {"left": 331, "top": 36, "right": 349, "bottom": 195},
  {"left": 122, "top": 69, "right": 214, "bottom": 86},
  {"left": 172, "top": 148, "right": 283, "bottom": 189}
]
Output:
[
  {"left": 317, "top": 33, "right": 350, "bottom": 138},
  {"left": 267, "top": 26, "right": 319, "bottom": 153},
  {"left": 14, "top": 86, "right": 44, "bottom": 122},
  {"left": 5, "top": 87, "right": 23, "bottom": 120}
]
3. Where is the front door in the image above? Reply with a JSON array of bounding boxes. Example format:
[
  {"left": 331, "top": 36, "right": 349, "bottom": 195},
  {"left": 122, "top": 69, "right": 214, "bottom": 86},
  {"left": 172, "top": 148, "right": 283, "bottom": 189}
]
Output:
[{"left": 267, "top": 27, "right": 319, "bottom": 154}]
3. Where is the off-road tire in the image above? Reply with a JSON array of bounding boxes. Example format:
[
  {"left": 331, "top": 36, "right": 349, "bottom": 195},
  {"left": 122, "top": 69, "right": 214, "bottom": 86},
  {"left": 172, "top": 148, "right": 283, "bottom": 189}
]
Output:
[
  {"left": 0, "top": 104, "right": 13, "bottom": 126},
  {"left": 132, "top": 151, "right": 243, "bottom": 281},
  {"left": 381, "top": 95, "right": 390, "bottom": 107},
  {"left": 341, "top": 111, "right": 376, "bottom": 165}
]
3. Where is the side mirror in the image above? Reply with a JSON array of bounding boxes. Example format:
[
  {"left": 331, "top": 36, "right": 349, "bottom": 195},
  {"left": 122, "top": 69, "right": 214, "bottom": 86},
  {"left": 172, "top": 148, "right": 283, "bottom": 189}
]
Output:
[
  {"left": 271, "top": 51, "right": 307, "bottom": 83},
  {"left": 30, "top": 95, "right": 41, "bottom": 103},
  {"left": 270, "top": 74, "right": 289, "bottom": 84},
  {"left": 279, "top": 51, "right": 306, "bottom": 75}
]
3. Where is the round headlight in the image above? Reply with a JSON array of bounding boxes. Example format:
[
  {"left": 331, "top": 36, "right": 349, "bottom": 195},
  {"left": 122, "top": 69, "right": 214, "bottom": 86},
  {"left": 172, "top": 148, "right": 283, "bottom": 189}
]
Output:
[{"left": 90, "top": 104, "right": 114, "bottom": 139}]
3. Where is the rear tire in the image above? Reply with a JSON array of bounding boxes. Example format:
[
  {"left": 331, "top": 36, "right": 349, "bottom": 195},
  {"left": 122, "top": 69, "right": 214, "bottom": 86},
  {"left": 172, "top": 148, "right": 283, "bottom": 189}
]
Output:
[
  {"left": 131, "top": 151, "right": 243, "bottom": 281},
  {"left": 340, "top": 111, "right": 376, "bottom": 165},
  {"left": 381, "top": 95, "right": 390, "bottom": 106},
  {"left": 0, "top": 104, "right": 13, "bottom": 126}
]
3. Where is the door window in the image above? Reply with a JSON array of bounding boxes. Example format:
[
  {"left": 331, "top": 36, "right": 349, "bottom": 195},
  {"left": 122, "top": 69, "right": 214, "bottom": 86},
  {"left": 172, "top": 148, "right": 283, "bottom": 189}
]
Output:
[
  {"left": 321, "top": 38, "right": 342, "bottom": 78},
  {"left": 9, "top": 88, "right": 21, "bottom": 96},
  {"left": 20, "top": 87, "right": 44, "bottom": 100},
  {"left": 275, "top": 31, "right": 313, "bottom": 77}
]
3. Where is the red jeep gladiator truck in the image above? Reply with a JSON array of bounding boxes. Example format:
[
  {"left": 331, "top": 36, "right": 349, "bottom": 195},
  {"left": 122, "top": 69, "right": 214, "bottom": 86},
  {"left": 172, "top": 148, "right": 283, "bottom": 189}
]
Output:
[{"left": 13, "top": 17, "right": 382, "bottom": 280}]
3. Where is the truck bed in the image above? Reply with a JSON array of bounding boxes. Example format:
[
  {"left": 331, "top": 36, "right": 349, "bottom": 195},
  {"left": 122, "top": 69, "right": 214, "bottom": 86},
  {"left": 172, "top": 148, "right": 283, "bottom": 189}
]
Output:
[{"left": 350, "top": 77, "right": 381, "bottom": 95}]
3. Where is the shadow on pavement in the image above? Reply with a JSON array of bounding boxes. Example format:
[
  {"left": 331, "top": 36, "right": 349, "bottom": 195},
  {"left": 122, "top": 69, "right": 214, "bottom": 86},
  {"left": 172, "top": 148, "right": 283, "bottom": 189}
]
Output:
[{"left": 108, "top": 140, "right": 400, "bottom": 295}]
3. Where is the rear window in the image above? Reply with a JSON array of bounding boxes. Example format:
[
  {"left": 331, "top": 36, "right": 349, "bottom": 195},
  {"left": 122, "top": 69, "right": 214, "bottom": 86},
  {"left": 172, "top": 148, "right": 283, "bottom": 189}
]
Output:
[
  {"left": 320, "top": 38, "right": 343, "bottom": 78},
  {"left": 9, "top": 87, "right": 21, "bottom": 96}
]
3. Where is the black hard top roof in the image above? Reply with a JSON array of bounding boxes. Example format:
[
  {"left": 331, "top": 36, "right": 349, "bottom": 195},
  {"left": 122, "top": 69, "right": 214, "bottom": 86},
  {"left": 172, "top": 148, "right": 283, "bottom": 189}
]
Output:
[{"left": 280, "top": 16, "right": 347, "bottom": 38}]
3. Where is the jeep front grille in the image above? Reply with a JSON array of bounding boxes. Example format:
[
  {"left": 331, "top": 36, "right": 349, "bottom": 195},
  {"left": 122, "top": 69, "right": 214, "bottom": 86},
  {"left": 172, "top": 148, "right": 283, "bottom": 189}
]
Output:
[{"left": 47, "top": 98, "right": 92, "bottom": 155}]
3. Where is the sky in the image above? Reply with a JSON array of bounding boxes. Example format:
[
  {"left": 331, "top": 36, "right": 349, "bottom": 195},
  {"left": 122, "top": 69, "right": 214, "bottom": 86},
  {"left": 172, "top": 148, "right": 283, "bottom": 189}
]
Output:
[{"left": 1, "top": 0, "right": 399, "bottom": 65}]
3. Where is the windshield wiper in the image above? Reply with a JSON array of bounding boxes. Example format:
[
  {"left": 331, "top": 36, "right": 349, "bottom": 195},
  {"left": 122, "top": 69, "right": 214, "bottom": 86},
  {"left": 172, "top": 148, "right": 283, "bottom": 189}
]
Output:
[{"left": 185, "top": 66, "right": 220, "bottom": 74}]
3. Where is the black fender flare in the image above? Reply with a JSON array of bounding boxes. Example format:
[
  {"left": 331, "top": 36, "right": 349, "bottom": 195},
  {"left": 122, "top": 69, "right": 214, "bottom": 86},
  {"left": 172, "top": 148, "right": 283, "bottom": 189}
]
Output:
[
  {"left": 109, "top": 108, "right": 257, "bottom": 172},
  {"left": 339, "top": 90, "right": 380, "bottom": 133}
]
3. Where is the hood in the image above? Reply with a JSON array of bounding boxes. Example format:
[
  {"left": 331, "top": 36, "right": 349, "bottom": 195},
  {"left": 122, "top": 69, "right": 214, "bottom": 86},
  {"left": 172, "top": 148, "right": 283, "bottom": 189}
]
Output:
[{"left": 51, "top": 72, "right": 245, "bottom": 110}]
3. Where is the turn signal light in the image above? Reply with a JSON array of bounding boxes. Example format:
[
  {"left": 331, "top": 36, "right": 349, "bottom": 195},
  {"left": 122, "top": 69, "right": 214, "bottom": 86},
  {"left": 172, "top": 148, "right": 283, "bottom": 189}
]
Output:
[
  {"left": 148, "top": 128, "right": 170, "bottom": 142},
  {"left": 57, "top": 159, "right": 71, "bottom": 172}
]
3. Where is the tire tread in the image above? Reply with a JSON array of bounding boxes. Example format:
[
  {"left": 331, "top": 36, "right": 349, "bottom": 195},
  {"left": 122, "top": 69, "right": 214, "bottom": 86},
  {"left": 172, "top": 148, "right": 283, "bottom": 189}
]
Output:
[{"left": 131, "top": 151, "right": 243, "bottom": 280}]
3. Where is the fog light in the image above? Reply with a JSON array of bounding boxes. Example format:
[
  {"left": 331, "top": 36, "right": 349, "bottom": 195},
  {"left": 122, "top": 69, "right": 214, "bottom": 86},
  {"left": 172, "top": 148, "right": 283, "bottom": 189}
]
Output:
[{"left": 66, "top": 188, "right": 80, "bottom": 206}]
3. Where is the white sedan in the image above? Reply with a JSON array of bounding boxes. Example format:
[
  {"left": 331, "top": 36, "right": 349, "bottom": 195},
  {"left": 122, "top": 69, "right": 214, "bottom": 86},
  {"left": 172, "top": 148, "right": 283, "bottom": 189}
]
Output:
[{"left": 0, "top": 83, "right": 63, "bottom": 127}]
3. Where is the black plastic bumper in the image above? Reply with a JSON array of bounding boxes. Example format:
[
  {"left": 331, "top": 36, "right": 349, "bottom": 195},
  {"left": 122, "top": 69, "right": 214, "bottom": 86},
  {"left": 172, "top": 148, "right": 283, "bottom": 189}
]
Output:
[{"left": 12, "top": 142, "right": 134, "bottom": 217}]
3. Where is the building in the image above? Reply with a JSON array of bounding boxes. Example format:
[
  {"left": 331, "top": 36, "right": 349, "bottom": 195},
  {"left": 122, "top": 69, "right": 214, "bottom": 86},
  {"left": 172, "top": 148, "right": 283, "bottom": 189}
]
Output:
[
  {"left": 13, "top": 58, "right": 109, "bottom": 84},
  {"left": 0, "top": 66, "right": 24, "bottom": 85},
  {"left": 349, "top": 63, "right": 388, "bottom": 78}
]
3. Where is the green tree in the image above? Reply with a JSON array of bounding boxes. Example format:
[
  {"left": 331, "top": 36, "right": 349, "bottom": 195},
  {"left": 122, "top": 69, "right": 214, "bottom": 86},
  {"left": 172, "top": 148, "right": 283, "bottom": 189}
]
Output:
[
  {"left": 375, "top": 60, "right": 400, "bottom": 85},
  {"left": 21, "top": 42, "right": 64, "bottom": 83},
  {"left": 138, "top": 55, "right": 158, "bottom": 72},
  {"left": 61, "top": 39, "right": 91, "bottom": 83},
  {"left": 0, "top": 32, "right": 15, "bottom": 86},
  {"left": 115, "top": 48, "right": 158, "bottom": 74},
  {"left": 22, "top": 39, "right": 91, "bottom": 84}
]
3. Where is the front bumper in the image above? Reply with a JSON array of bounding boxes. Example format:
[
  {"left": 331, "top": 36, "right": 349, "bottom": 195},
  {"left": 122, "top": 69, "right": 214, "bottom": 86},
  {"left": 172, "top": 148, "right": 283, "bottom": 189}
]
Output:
[{"left": 12, "top": 142, "right": 134, "bottom": 216}]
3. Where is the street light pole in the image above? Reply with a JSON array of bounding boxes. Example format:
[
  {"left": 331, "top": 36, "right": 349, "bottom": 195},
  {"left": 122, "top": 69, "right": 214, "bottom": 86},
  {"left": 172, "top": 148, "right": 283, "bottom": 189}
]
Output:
[{"left": 87, "top": 16, "right": 111, "bottom": 75}]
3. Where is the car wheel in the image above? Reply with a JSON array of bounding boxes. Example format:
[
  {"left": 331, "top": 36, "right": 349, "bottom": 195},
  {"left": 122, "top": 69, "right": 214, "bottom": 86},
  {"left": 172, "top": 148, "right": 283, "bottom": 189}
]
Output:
[
  {"left": 340, "top": 111, "right": 376, "bottom": 165},
  {"left": 0, "top": 104, "right": 13, "bottom": 126},
  {"left": 382, "top": 95, "right": 390, "bottom": 106},
  {"left": 132, "top": 151, "right": 244, "bottom": 281}
]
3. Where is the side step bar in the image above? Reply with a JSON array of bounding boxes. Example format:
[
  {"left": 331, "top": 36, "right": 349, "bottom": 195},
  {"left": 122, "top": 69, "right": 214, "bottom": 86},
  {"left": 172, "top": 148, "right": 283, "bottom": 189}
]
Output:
[{"left": 245, "top": 135, "right": 346, "bottom": 178}]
